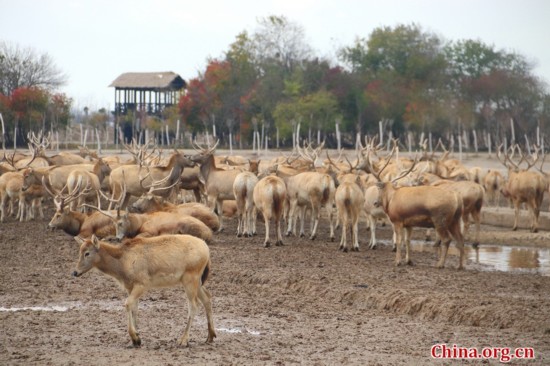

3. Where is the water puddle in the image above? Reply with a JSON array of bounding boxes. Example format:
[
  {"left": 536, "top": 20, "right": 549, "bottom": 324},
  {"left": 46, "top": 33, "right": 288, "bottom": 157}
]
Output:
[
  {"left": 399, "top": 240, "right": 550, "bottom": 276},
  {"left": 216, "top": 327, "right": 261, "bottom": 336},
  {"left": 0, "top": 305, "right": 72, "bottom": 312}
]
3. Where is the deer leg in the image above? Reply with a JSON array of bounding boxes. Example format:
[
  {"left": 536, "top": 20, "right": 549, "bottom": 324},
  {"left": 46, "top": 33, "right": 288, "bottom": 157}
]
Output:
[
  {"left": 512, "top": 201, "right": 520, "bottom": 231},
  {"left": 197, "top": 286, "right": 216, "bottom": 343},
  {"left": 326, "top": 203, "right": 335, "bottom": 242},
  {"left": 216, "top": 199, "right": 224, "bottom": 232},
  {"left": 275, "top": 216, "right": 284, "bottom": 246},
  {"left": 263, "top": 214, "right": 271, "bottom": 247},
  {"left": 125, "top": 285, "right": 145, "bottom": 347},
  {"left": 352, "top": 216, "right": 360, "bottom": 251},
  {"left": 285, "top": 201, "right": 296, "bottom": 237},
  {"left": 251, "top": 207, "right": 257, "bottom": 236},
  {"left": 38, "top": 198, "right": 44, "bottom": 219},
  {"left": 394, "top": 224, "right": 403, "bottom": 266},
  {"left": 368, "top": 215, "right": 377, "bottom": 249},
  {"left": 300, "top": 206, "right": 307, "bottom": 238},
  {"left": 309, "top": 204, "right": 320, "bottom": 240},
  {"left": 471, "top": 209, "right": 481, "bottom": 247},
  {"left": 245, "top": 201, "right": 254, "bottom": 237},
  {"left": 17, "top": 197, "right": 25, "bottom": 222},
  {"left": 0, "top": 193, "right": 6, "bottom": 222},
  {"left": 404, "top": 227, "right": 413, "bottom": 265},
  {"left": 179, "top": 276, "right": 200, "bottom": 347},
  {"left": 339, "top": 216, "right": 347, "bottom": 252},
  {"left": 236, "top": 211, "right": 243, "bottom": 237},
  {"left": 529, "top": 201, "right": 539, "bottom": 233},
  {"left": 436, "top": 238, "right": 451, "bottom": 269}
]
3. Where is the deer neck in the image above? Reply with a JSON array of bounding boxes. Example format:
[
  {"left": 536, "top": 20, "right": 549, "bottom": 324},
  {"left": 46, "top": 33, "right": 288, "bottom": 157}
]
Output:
[
  {"left": 95, "top": 243, "right": 126, "bottom": 281},
  {"left": 199, "top": 155, "right": 216, "bottom": 182},
  {"left": 380, "top": 183, "right": 396, "bottom": 212},
  {"left": 125, "top": 214, "right": 146, "bottom": 237},
  {"left": 62, "top": 211, "right": 85, "bottom": 236}
]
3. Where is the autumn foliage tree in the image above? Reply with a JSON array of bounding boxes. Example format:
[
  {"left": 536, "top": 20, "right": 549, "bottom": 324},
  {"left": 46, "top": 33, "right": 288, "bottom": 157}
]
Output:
[{"left": 178, "top": 18, "right": 548, "bottom": 149}]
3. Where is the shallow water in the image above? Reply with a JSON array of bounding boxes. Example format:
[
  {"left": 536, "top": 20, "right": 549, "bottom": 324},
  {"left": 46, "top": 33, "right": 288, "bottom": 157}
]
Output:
[{"left": 408, "top": 240, "right": 550, "bottom": 276}]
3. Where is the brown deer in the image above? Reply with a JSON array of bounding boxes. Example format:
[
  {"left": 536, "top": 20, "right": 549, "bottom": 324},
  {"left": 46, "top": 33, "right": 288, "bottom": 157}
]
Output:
[
  {"left": 233, "top": 171, "right": 258, "bottom": 237},
  {"left": 108, "top": 151, "right": 195, "bottom": 209},
  {"left": 189, "top": 140, "right": 241, "bottom": 231},
  {"left": 253, "top": 175, "right": 287, "bottom": 247},
  {"left": 364, "top": 154, "right": 465, "bottom": 269},
  {"left": 431, "top": 180, "right": 484, "bottom": 247},
  {"left": 130, "top": 195, "right": 220, "bottom": 232},
  {"left": 283, "top": 171, "right": 336, "bottom": 241},
  {"left": 497, "top": 144, "right": 546, "bottom": 232},
  {"left": 88, "top": 192, "right": 213, "bottom": 243},
  {"left": 335, "top": 177, "right": 364, "bottom": 252},
  {"left": 72, "top": 234, "right": 216, "bottom": 347}
]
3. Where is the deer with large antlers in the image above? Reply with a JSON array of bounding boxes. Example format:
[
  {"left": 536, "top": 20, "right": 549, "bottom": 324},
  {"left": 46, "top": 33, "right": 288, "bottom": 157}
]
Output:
[
  {"left": 108, "top": 151, "right": 195, "bottom": 210},
  {"left": 365, "top": 151, "right": 466, "bottom": 269},
  {"left": 131, "top": 196, "right": 220, "bottom": 232},
  {"left": 497, "top": 144, "right": 546, "bottom": 232},
  {"left": 0, "top": 150, "right": 38, "bottom": 221},
  {"left": 44, "top": 180, "right": 118, "bottom": 238},
  {"left": 87, "top": 185, "right": 213, "bottom": 243},
  {"left": 188, "top": 140, "right": 242, "bottom": 231},
  {"left": 21, "top": 157, "right": 111, "bottom": 195},
  {"left": 62, "top": 159, "right": 112, "bottom": 212}
]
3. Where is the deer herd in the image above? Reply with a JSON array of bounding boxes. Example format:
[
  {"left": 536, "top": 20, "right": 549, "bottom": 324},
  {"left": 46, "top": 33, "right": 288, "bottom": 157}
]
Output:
[{"left": 1, "top": 131, "right": 549, "bottom": 347}]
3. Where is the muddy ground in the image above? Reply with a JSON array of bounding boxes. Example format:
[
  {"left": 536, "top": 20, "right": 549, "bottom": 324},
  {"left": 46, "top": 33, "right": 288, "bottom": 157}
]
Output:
[
  {"left": 1, "top": 204, "right": 549, "bottom": 366},
  {"left": 1, "top": 150, "right": 550, "bottom": 365}
]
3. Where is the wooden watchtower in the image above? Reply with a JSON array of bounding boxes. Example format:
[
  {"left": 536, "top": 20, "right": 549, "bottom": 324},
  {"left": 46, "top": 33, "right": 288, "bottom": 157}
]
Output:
[
  {"left": 109, "top": 71, "right": 186, "bottom": 143},
  {"left": 109, "top": 71, "right": 187, "bottom": 117}
]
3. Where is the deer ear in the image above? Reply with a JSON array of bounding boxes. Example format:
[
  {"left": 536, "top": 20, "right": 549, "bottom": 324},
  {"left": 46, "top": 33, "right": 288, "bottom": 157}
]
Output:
[
  {"left": 74, "top": 236, "right": 85, "bottom": 245},
  {"left": 91, "top": 235, "right": 100, "bottom": 248}
]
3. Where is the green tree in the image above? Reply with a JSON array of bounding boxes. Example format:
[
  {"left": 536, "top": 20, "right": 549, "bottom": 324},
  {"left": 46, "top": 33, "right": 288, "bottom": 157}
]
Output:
[{"left": 446, "top": 40, "right": 546, "bottom": 138}]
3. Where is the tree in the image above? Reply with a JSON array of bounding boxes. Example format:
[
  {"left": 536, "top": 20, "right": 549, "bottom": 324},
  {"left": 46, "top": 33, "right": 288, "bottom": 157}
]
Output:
[
  {"left": 0, "top": 41, "right": 67, "bottom": 96},
  {"left": 252, "top": 15, "right": 312, "bottom": 75},
  {"left": 48, "top": 93, "right": 72, "bottom": 131},
  {"left": 446, "top": 40, "right": 546, "bottom": 138},
  {"left": 339, "top": 24, "right": 449, "bottom": 136}
]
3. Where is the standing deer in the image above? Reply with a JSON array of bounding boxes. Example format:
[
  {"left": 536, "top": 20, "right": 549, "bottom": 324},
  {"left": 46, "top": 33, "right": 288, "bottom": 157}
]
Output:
[
  {"left": 253, "top": 175, "right": 287, "bottom": 247},
  {"left": 283, "top": 171, "right": 336, "bottom": 241},
  {"left": 364, "top": 153, "right": 465, "bottom": 269},
  {"left": 109, "top": 151, "right": 195, "bottom": 209},
  {"left": 189, "top": 140, "right": 241, "bottom": 232},
  {"left": 335, "top": 177, "right": 364, "bottom": 252},
  {"left": 72, "top": 234, "right": 216, "bottom": 347},
  {"left": 497, "top": 144, "right": 546, "bottom": 232},
  {"left": 233, "top": 171, "right": 258, "bottom": 237}
]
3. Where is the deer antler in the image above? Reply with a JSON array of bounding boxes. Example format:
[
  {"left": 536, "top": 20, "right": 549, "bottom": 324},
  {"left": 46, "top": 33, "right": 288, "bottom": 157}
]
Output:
[
  {"left": 43, "top": 176, "right": 89, "bottom": 211},
  {"left": 391, "top": 155, "right": 419, "bottom": 184},
  {"left": 138, "top": 167, "right": 178, "bottom": 193}
]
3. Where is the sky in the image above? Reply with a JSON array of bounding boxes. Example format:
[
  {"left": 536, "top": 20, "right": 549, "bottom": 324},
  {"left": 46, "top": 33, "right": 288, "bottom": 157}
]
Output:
[{"left": 1, "top": 0, "right": 549, "bottom": 112}]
